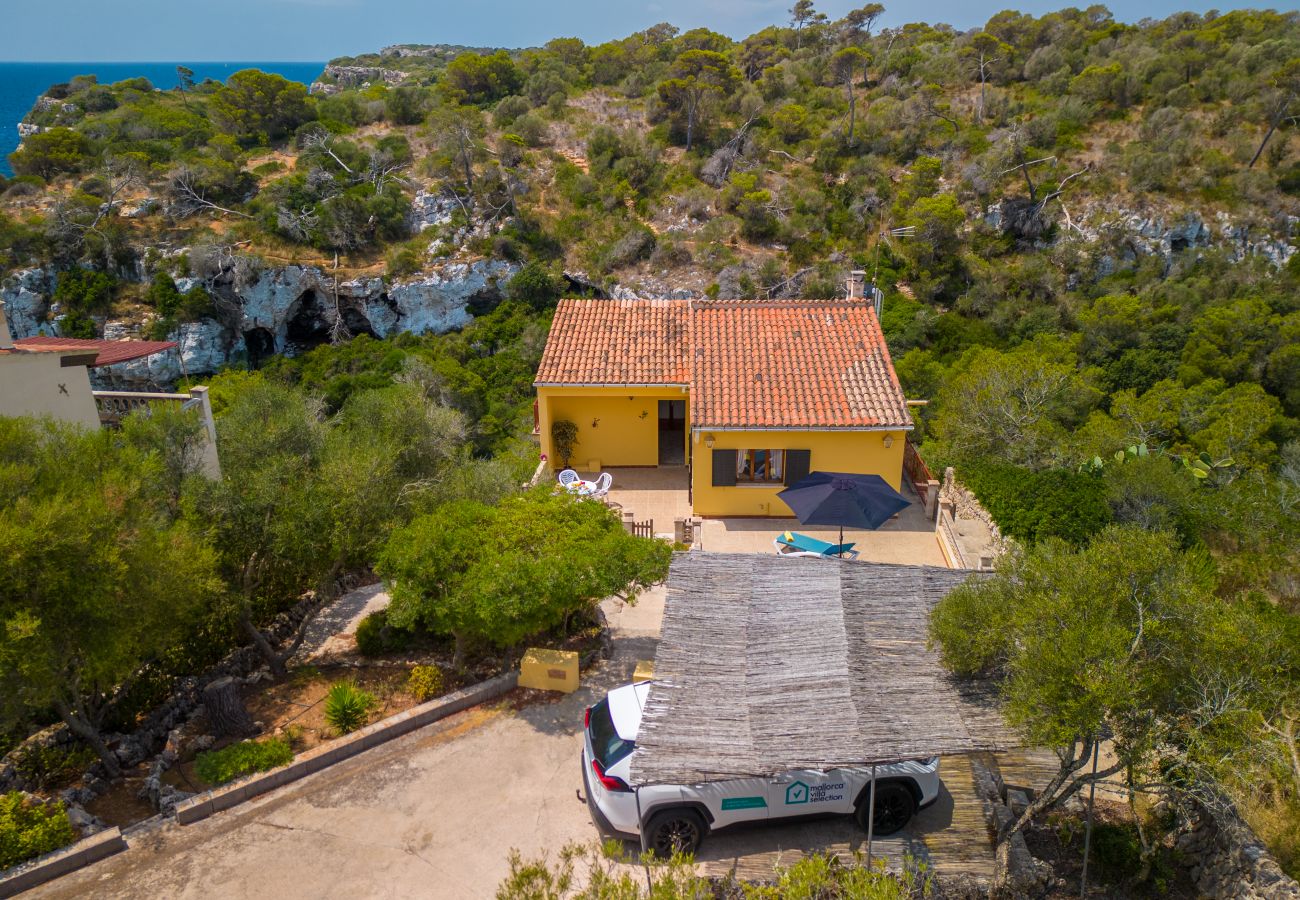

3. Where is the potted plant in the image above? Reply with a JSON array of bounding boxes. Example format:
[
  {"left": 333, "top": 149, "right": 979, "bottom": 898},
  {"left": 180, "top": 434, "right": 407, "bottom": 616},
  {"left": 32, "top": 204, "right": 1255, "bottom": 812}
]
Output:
[{"left": 550, "top": 419, "right": 579, "bottom": 468}]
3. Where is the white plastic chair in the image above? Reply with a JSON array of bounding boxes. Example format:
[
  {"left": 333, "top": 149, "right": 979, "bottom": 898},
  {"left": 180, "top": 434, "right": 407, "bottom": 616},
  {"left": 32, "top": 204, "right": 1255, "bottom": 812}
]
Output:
[
  {"left": 590, "top": 472, "right": 613, "bottom": 498},
  {"left": 557, "top": 469, "right": 580, "bottom": 489}
]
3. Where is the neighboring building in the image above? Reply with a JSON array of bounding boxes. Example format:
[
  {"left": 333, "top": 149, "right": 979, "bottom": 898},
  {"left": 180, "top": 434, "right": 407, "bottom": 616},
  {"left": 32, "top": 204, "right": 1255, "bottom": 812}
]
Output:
[
  {"left": 534, "top": 291, "right": 914, "bottom": 518},
  {"left": 0, "top": 302, "right": 220, "bottom": 477}
]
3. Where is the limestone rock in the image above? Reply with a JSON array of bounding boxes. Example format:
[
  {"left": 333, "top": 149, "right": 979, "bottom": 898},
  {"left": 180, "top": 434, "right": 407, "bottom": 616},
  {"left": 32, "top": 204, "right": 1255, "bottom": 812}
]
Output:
[
  {"left": 410, "top": 190, "right": 460, "bottom": 233},
  {"left": 1, "top": 268, "right": 55, "bottom": 338}
]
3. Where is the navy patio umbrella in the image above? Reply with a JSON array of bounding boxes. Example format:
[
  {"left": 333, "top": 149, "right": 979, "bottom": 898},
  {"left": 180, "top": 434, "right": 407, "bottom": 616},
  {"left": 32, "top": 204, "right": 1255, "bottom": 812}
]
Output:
[{"left": 776, "top": 471, "right": 912, "bottom": 557}]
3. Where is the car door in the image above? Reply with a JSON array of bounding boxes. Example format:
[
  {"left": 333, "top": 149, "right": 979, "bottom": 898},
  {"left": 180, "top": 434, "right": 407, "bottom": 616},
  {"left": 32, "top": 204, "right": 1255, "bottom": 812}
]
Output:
[
  {"left": 691, "top": 777, "right": 772, "bottom": 828},
  {"left": 767, "top": 769, "right": 857, "bottom": 820}
]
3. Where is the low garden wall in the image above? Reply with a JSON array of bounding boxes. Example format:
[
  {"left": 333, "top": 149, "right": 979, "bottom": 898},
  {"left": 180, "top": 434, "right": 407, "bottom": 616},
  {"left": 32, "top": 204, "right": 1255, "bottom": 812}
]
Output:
[
  {"left": 0, "top": 827, "right": 126, "bottom": 898},
  {"left": 1176, "top": 793, "right": 1300, "bottom": 900}
]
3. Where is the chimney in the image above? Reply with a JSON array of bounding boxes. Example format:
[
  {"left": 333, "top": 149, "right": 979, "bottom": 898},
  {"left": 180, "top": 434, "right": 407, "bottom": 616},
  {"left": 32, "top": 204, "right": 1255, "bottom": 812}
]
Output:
[
  {"left": 0, "top": 301, "right": 14, "bottom": 351},
  {"left": 846, "top": 270, "right": 866, "bottom": 300}
]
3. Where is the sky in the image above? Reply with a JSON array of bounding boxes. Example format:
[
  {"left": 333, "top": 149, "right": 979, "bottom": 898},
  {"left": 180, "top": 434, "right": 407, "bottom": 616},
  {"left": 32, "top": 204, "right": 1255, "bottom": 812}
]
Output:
[{"left": 0, "top": 0, "right": 1295, "bottom": 61}]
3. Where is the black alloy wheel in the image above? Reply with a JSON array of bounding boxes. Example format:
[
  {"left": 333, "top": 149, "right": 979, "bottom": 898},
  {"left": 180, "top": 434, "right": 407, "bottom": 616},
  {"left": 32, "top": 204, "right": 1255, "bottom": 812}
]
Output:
[
  {"left": 856, "top": 782, "right": 916, "bottom": 836},
  {"left": 646, "top": 809, "right": 705, "bottom": 856}
]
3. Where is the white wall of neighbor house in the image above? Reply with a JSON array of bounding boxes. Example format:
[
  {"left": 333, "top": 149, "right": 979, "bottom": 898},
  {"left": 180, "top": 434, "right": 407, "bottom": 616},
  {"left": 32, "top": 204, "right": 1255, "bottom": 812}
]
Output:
[{"left": 0, "top": 352, "right": 100, "bottom": 430}]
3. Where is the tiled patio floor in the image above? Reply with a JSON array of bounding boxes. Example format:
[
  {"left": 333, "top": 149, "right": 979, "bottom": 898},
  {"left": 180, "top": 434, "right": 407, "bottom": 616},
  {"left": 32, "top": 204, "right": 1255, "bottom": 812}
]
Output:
[{"left": 585, "top": 466, "right": 947, "bottom": 567}]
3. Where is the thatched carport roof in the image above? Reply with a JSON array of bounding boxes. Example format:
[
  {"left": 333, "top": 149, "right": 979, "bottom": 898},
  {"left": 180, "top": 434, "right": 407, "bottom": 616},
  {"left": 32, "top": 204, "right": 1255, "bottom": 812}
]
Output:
[{"left": 628, "top": 553, "right": 1011, "bottom": 787}]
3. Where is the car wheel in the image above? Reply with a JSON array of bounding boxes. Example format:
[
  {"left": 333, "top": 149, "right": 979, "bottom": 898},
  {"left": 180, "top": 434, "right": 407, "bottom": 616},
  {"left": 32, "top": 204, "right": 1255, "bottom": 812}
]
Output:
[
  {"left": 855, "top": 782, "right": 916, "bottom": 836},
  {"left": 645, "top": 808, "right": 706, "bottom": 856}
]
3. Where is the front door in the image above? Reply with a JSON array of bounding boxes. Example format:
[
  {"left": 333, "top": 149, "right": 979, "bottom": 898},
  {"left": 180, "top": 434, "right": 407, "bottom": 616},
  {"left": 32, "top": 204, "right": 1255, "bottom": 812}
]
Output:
[
  {"left": 767, "top": 770, "right": 856, "bottom": 820},
  {"left": 657, "top": 400, "right": 686, "bottom": 466}
]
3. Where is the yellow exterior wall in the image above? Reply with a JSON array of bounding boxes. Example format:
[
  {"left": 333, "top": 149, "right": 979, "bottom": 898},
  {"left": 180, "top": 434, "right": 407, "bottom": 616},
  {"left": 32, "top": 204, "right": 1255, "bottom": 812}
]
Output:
[
  {"left": 0, "top": 354, "right": 99, "bottom": 430},
  {"left": 536, "top": 385, "right": 689, "bottom": 470},
  {"left": 690, "top": 429, "right": 907, "bottom": 517}
]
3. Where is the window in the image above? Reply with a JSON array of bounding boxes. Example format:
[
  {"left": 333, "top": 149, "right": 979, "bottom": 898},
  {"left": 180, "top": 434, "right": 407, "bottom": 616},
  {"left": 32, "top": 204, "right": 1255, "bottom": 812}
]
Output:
[
  {"left": 587, "top": 698, "right": 635, "bottom": 768},
  {"left": 736, "top": 449, "right": 784, "bottom": 483}
]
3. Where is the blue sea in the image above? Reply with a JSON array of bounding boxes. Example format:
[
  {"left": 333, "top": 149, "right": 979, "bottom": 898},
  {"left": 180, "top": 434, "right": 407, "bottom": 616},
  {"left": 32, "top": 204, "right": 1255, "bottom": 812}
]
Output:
[{"left": 0, "top": 62, "right": 324, "bottom": 176}]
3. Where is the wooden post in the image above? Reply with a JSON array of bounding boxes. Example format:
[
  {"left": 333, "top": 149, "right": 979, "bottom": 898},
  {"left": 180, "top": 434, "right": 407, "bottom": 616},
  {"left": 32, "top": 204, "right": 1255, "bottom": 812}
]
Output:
[{"left": 865, "top": 764, "right": 878, "bottom": 867}]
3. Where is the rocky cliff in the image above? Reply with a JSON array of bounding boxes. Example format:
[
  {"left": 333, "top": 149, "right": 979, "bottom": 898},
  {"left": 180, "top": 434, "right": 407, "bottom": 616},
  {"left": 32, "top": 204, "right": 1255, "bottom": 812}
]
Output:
[{"left": 2, "top": 259, "right": 518, "bottom": 387}]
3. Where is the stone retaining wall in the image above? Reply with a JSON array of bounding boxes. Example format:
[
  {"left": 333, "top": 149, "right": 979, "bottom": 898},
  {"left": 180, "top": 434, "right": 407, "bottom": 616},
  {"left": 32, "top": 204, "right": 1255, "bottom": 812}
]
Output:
[
  {"left": 967, "top": 754, "right": 1053, "bottom": 898},
  {"left": 0, "top": 595, "right": 321, "bottom": 803},
  {"left": 1177, "top": 794, "right": 1300, "bottom": 900}
]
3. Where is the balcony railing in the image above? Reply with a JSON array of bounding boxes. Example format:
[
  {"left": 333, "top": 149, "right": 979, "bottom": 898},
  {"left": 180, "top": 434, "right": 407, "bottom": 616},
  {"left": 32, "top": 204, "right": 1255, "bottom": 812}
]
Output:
[
  {"left": 903, "top": 440, "right": 941, "bottom": 519},
  {"left": 91, "top": 386, "right": 221, "bottom": 479},
  {"left": 93, "top": 390, "right": 202, "bottom": 426}
]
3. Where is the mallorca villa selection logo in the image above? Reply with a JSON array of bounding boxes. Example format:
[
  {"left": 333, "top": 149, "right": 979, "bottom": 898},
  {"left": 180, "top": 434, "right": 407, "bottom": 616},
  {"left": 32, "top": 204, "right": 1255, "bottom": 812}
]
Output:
[{"left": 785, "top": 781, "right": 809, "bottom": 804}]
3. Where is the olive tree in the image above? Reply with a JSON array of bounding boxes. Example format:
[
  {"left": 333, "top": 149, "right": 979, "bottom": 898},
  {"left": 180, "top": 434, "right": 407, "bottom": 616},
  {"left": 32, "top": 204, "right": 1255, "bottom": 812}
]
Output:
[
  {"left": 929, "top": 525, "right": 1292, "bottom": 863},
  {"left": 0, "top": 418, "right": 221, "bottom": 776},
  {"left": 379, "top": 490, "right": 672, "bottom": 667}
]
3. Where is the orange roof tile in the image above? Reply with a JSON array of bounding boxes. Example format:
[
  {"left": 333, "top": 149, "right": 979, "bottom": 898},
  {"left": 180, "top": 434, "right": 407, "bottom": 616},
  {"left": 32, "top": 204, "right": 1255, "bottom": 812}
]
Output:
[
  {"left": 535, "top": 298, "right": 912, "bottom": 430},
  {"left": 535, "top": 298, "right": 690, "bottom": 385}
]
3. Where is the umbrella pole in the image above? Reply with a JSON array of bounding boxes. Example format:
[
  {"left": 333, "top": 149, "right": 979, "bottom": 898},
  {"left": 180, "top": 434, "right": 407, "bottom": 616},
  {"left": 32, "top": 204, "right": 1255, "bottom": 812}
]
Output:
[{"left": 839, "top": 524, "right": 844, "bottom": 558}]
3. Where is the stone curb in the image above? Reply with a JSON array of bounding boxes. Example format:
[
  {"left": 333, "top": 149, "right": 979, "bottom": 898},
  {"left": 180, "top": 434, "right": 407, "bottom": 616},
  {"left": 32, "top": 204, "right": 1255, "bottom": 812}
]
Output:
[
  {"left": 0, "top": 827, "right": 126, "bottom": 898},
  {"left": 174, "top": 670, "right": 520, "bottom": 826}
]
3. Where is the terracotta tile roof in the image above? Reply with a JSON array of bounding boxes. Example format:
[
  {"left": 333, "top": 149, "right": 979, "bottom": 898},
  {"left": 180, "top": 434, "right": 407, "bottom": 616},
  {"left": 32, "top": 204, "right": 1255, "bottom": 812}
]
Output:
[
  {"left": 9, "top": 337, "right": 178, "bottom": 366},
  {"left": 535, "top": 298, "right": 912, "bottom": 430},
  {"left": 535, "top": 298, "right": 690, "bottom": 385}
]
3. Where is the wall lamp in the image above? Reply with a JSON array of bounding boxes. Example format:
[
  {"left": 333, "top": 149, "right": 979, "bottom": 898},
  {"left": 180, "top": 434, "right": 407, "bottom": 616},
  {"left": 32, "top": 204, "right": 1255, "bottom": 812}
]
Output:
[
  {"left": 882, "top": 433, "right": 894, "bottom": 449},
  {"left": 704, "top": 433, "right": 715, "bottom": 449}
]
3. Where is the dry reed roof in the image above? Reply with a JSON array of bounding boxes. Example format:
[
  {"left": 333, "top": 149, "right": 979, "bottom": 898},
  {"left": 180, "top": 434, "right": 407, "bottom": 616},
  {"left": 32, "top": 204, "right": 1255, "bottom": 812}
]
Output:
[
  {"left": 534, "top": 298, "right": 912, "bottom": 429},
  {"left": 629, "top": 553, "right": 1010, "bottom": 787}
]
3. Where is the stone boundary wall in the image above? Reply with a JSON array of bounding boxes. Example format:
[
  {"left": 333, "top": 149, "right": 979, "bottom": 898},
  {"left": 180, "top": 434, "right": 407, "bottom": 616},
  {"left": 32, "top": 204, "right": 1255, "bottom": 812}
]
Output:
[
  {"left": 1177, "top": 793, "right": 1300, "bottom": 900},
  {"left": 0, "top": 827, "right": 126, "bottom": 898},
  {"left": 174, "top": 671, "right": 519, "bottom": 825},
  {"left": 967, "top": 754, "right": 1053, "bottom": 898}
]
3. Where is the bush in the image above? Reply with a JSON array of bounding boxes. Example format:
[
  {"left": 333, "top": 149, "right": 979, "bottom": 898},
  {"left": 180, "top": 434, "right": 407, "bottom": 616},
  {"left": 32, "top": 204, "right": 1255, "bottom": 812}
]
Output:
[
  {"left": 407, "top": 664, "right": 446, "bottom": 702},
  {"left": 504, "top": 261, "right": 563, "bottom": 311},
  {"left": 194, "top": 738, "right": 294, "bottom": 786},
  {"left": 11, "top": 743, "right": 96, "bottom": 791},
  {"left": 354, "top": 609, "right": 412, "bottom": 657},
  {"left": 961, "top": 464, "right": 1112, "bottom": 545},
  {"left": 324, "top": 681, "right": 376, "bottom": 734},
  {"left": 0, "top": 792, "right": 76, "bottom": 869}
]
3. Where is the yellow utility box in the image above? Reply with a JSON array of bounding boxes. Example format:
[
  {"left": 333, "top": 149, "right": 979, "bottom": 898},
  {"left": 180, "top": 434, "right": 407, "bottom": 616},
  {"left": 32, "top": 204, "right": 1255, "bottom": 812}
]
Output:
[
  {"left": 518, "top": 648, "right": 580, "bottom": 693},
  {"left": 632, "top": 660, "right": 655, "bottom": 683}
]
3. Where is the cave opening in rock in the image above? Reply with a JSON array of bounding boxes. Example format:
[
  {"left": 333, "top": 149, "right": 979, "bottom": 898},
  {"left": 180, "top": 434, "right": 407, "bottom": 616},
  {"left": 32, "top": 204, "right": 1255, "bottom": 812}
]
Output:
[
  {"left": 243, "top": 327, "right": 275, "bottom": 369},
  {"left": 1170, "top": 236, "right": 1190, "bottom": 253},
  {"left": 285, "top": 290, "right": 333, "bottom": 353},
  {"left": 340, "top": 306, "right": 378, "bottom": 339}
]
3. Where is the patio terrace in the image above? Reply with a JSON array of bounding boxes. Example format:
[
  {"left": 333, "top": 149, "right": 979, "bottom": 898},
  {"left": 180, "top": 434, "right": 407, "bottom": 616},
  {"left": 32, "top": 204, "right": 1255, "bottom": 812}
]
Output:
[{"left": 586, "top": 466, "right": 947, "bottom": 567}]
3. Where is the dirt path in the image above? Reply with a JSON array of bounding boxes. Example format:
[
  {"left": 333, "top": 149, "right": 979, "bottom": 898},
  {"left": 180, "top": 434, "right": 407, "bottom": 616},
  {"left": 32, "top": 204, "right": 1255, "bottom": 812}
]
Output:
[{"left": 292, "top": 581, "right": 391, "bottom": 663}]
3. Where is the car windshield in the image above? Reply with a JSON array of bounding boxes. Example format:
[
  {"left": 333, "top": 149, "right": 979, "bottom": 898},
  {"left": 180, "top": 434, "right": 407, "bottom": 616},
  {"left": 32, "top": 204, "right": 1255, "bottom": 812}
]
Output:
[{"left": 588, "top": 698, "right": 635, "bottom": 768}]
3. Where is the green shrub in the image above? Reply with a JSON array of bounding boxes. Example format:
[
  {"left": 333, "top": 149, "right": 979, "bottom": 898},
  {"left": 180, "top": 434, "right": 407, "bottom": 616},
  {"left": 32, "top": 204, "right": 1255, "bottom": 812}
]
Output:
[
  {"left": 194, "top": 738, "right": 293, "bottom": 786},
  {"left": 0, "top": 792, "right": 76, "bottom": 869},
  {"left": 11, "top": 743, "right": 96, "bottom": 791},
  {"left": 962, "top": 464, "right": 1112, "bottom": 545},
  {"left": 407, "top": 664, "right": 446, "bottom": 702},
  {"left": 324, "top": 682, "right": 375, "bottom": 734},
  {"left": 354, "top": 609, "right": 412, "bottom": 657}
]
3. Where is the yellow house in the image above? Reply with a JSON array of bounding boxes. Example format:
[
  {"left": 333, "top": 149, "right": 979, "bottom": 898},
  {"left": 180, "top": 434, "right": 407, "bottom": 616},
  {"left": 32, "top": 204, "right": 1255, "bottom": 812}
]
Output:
[{"left": 534, "top": 296, "right": 914, "bottom": 518}]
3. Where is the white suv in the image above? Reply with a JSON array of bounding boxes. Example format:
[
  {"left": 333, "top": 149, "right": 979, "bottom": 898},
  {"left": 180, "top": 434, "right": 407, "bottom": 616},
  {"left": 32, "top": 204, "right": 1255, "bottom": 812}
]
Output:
[{"left": 582, "top": 682, "right": 942, "bottom": 855}]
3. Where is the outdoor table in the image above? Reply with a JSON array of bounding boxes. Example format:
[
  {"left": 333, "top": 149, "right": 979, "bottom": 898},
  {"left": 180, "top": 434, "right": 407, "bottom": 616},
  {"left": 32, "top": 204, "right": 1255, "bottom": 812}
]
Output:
[{"left": 562, "top": 479, "right": 597, "bottom": 496}]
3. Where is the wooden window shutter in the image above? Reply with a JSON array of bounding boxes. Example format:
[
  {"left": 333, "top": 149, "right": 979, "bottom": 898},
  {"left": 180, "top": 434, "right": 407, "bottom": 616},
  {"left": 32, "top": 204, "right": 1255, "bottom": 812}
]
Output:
[
  {"left": 784, "top": 449, "right": 811, "bottom": 485},
  {"left": 712, "top": 449, "right": 738, "bottom": 486}
]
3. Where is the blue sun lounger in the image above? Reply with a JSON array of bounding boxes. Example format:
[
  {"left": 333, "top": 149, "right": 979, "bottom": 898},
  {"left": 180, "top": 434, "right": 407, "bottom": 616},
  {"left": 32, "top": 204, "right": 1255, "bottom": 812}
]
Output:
[{"left": 773, "top": 531, "right": 859, "bottom": 559}]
